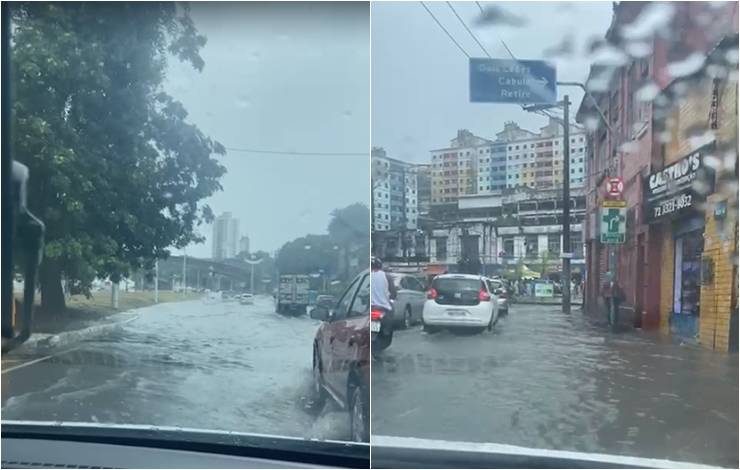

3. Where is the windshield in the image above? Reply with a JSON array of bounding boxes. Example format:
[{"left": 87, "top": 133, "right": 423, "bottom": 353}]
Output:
[
  {"left": 371, "top": 1, "right": 738, "bottom": 468},
  {"left": 3, "top": 0, "right": 370, "bottom": 447}
]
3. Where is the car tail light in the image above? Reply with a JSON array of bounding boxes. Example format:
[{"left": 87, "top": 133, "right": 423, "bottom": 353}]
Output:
[
  {"left": 426, "top": 288, "right": 438, "bottom": 299},
  {"left": 371, "top": 308, "right": 384, "bottom": 321},
  {"left": 478, "top": 289, "right": 491, "bottom": 301}
]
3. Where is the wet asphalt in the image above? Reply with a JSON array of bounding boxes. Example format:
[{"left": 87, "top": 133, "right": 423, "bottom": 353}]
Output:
[
  {"left": 2, "top": 296, "right": 350, "bottom": 441},
  {"left": 371, "top": 303, "right": 739, "bottom": 468}
]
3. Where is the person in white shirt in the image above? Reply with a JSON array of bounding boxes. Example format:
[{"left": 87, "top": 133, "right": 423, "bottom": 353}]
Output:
[{"left": 370, "top": 257, "right": 392, "bottom": 311}]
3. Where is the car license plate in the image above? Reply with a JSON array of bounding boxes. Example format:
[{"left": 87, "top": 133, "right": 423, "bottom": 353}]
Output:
[
  {"left": 371, "top": 321, "right": 381, "bottom": 332},
  {"left": 447, "top": 309, "right": 467, "bottom": 316}
]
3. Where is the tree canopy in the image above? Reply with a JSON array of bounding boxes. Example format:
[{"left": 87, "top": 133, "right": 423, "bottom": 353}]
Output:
[{"left": 10, "top": 3, "right": 225, "bottom": 311}]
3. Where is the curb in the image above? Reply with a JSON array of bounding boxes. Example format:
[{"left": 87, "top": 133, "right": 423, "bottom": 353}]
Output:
[{"left": 12, "top": 313, "right": 140, "bottom": 355}]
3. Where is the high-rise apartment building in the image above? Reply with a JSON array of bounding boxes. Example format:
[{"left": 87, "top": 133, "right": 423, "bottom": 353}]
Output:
[
  {"left": 212, "top": 212, "right": 240, "bottom": 260},
  {"left": 430, "top": 130, "right": 493, "bottom": 205},
  {"left": 239, "top": 235, "right": 250, "bottom": 255},
  {"left": 415, "top": 163, "right": 432, "bottom": 217},
  {"left": 502, "top": 118, "right": 586, "bottom": 191},
  {"left": 430, "top": 121, "right": 587, "bottom": 205},
  {"left": 372, "top": 147, "right": 418, "bottom": 232}
]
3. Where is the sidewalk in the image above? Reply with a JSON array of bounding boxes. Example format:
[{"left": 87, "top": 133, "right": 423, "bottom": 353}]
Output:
[
  {"left": 514, "top": 294, "right": 584, "bottom": 306},
  {"left": 5, "top": 291, "right": 199, "bottom": 357}
]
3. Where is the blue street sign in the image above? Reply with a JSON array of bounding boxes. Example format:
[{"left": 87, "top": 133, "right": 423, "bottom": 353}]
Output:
[{"left": 470, "top": 58, "right": 557, "bottom": 104}]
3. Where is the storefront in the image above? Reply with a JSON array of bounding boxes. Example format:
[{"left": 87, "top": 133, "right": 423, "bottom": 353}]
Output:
[
  {"left": 670, "top": 217, "right": 705, "bottom": 338},
  {"left": 644, "top": 144, "right": 715, "bottom": 341}
]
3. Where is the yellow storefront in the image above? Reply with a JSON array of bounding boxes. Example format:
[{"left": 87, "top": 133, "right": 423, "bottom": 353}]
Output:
[{"left": 653, "top": 35, "right": 738, "bottom": 352}]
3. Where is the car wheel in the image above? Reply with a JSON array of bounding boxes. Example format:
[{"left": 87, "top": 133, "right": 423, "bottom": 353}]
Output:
[
  {"left": 349, "top": 376, "right": 369, "bottom": 442},
  {"left": 403, "top": 306, "right": 412, "bottom": 329},
  {"left": 308, "top": 347, "right": 326, "bottom": 413},
  {"left": 422, "top": 321, "right": 438, "bottom": 334}
]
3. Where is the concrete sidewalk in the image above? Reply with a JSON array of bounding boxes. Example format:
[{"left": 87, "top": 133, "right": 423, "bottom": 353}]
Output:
[{"left": 6, "top": 312, "right": 140, "bottom": 358}]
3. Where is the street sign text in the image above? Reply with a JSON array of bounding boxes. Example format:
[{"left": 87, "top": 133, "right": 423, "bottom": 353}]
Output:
[{"left": 470, "top": 58, "right": 557, "bottom": 104}]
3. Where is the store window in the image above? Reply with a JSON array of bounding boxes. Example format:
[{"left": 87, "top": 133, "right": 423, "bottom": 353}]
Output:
[{"left": 673, "top": 230, "right": 703, "bottom": 317}]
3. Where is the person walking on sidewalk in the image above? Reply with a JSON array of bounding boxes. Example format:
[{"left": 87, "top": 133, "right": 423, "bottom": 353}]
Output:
[{"left": 600, "top": 272, "right": 624, "bottom": 330}]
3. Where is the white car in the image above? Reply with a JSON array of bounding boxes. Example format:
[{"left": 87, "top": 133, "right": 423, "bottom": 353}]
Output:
[
  {"left": 239, "top": 293, "right": 254, "bottom": 305},
  {"left": 422, "top": 274, "right": 499, "bottom": 333}
]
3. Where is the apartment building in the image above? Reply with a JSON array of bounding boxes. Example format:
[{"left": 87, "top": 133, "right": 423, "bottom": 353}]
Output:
[
  {"left": 212, "top": 212, "right": 240, "bottom": 261},
  {"left": 430, "top": 130, "right": 493, "bottom": 205},
  {"left": 372, "top": 147, "right": 418, "bottom": 232}
]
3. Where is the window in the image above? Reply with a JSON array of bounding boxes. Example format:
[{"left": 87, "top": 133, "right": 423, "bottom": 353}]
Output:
[
  {"left": 525, "top": 235, "right": 538, "bottom": 256},
  {"left": 435, "top": 237, "right": 448, "bottom": 259},
  {"left": 548, "top": 233, "right": 560, "bottom": 254},
  {"left": 503, "top": 237, "right": 515, "bottom": 256},
  {"left": 334, "top": 275, "right": 363, "bottom": 320},
  {"left": 348, "top": 274, "right": 370, "bottom": 317}
]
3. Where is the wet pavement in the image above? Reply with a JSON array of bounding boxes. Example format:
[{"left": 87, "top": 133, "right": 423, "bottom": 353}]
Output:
[
  {"left": 2, "top": 296, "right": 351, "bottom": 441},
  {"left": 371, "top": 304, "right": 739, "bottom": 468}
]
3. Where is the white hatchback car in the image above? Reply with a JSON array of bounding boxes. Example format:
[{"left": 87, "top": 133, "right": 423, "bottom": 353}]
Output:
[{"left": 422, "top": 274, "right": 499, "bottom": 333}]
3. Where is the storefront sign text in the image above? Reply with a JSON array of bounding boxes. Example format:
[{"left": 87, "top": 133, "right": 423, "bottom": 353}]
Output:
[{"left": 644, "top": 145, "right": 715, "bottom": 223}]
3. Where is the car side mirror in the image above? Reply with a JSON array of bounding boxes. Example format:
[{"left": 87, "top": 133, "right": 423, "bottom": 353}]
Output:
[{"left": 310, "top": 306, "right": 330, "bottom": 321}]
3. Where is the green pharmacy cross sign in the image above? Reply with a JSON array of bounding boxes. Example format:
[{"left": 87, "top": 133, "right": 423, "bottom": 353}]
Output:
[{"left": 600, "top": 203, "right": 626, "bottom": 244}]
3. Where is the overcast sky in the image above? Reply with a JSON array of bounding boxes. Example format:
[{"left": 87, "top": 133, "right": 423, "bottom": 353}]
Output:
[
  {"left": 371, "top": 1, "right": 613, "bottom": 162},
  {"left": 165, "top": 2, "right": 370, "bottom": 258}
]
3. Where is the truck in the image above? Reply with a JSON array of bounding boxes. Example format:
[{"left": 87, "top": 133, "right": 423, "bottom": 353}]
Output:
[{"left": 276, "top": 274, "right": 311, "bottom": 315}]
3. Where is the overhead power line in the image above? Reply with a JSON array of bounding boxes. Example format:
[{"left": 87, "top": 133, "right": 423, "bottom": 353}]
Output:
[
  {"left": 420, "top": 1, "right": 470, "bottom": 58},
  {"left": 447, "top": 1, "right": 491, "bottom": 58},
  {"left": 225, "top": 147, "right": 367, "bottom": 157},
  {"left": 475, "top": 1, "right": 517, "bottom": 60}
]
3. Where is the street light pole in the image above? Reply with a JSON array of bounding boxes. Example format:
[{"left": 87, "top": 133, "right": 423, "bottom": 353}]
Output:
[
  {"left": 182, "top": 249, "right": 187, "bottom": 293},
  {"left": 154, "top": 259, "right": 159, "bottom": 303},
  {"left": 250, "top": 263, "right": 255, "bottom": 293},
  {"left": 562, "top": 95, "right": 572, "bottom": 314}
]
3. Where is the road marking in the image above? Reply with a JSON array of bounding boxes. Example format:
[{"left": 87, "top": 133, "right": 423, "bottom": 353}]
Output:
[
  {"left": 1, "top": 347, "right": 79, "bottom": 375},
  {"left": 396, "top": 407, "right": 419, "bottom": 418}
]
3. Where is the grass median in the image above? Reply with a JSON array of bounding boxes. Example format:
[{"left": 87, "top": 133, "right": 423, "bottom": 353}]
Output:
[
  {"left": 15, "top": 290, "right": 201, "bottom": 334},
  {"left": 67, "top": 290, "right": 201, "bottom": 315}
]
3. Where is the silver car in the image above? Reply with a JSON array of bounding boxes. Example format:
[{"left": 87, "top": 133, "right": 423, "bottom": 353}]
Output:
[{"left": 387, "top": 273, "right": 427, "bottom": 328}]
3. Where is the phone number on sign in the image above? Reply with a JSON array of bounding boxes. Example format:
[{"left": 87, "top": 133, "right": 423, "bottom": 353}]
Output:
[{"left": 653, "top": 193, "right": 692, "bottom": 218}]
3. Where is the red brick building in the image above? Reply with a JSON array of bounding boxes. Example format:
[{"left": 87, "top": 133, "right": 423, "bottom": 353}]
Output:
[{"left": 576, "top": 2, "right": 738, "bottom": 334}]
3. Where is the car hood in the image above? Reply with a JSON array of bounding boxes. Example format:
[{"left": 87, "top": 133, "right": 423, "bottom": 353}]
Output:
[{"left": 370, "top": 435, "right": 718, "bottom": 469}]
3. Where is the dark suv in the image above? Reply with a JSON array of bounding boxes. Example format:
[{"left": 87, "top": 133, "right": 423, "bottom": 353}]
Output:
[{"left": 309, "top": 270, "right": 370, "bottom": 442}]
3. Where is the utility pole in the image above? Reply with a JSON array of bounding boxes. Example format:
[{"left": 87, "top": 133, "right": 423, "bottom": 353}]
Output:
[
  {"left": 182, "top": 249, "right": 187, "bottom": 293},
  {"left": 562, "top": 95, "right": 572, "bottom": 314},
  {"left": 250, "top": 263, "right": 255, "bottom": 293},
  {"left": 401, "top": 165, "right": 408, "bottom": 263},
  {"left": 154, "top": 259, "right": 159, "bottom": 303}
]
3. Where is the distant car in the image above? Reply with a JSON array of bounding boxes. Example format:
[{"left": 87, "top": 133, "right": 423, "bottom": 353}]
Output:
[
  {"left": 315, "top": 294, "right": 336, "bottom": 309},
  {"left": 239, "top": 293, "right": 254, "bottom": 305},
  {"left": 422, "top": 274, "right": 499, "bottom": 334},
  {"left": 387, "top": 273, "right": 426, "bottom": 328},
  {"left": 486, "top": 278, "right": 509, "bottom": 316},
  {"left": 309, "top": 270, "right": 370, "bottom": 442}
]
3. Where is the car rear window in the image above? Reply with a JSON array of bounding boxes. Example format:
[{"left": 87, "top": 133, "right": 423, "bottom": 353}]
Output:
[{"left": 432, "top": 278, "right": 483, "bottom": 306}]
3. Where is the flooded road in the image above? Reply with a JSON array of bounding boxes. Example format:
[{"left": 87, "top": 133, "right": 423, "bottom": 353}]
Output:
[
  {"left": 2, "top": 296, "right": 350, "bottom": 441},
  {"left": 371, "top": 304, "right": 738, "bottom": 468}
]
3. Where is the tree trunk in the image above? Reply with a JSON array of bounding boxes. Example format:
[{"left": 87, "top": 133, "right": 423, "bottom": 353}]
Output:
[{"left": 40, "top": 258, "right": 66, "bottom": 313}]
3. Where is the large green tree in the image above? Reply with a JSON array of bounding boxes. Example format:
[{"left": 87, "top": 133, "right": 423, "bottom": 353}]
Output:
[
  {"left": 10, "top": 3, "right": 226, "bottom": 312},
  {"left": 276, "top": 235, "right": 338, "bottom": 275},
  {"left": 328, "top": 203, "right": 370, "bottom": 278}
]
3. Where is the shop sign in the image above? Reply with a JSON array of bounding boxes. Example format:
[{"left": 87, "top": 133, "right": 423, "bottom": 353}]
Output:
[
  {"left": 644, "top": 145, "right": 715, "bottom": 223},
  {"left": 534, "top": 281, "right": 554, "bottom": 297}
]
